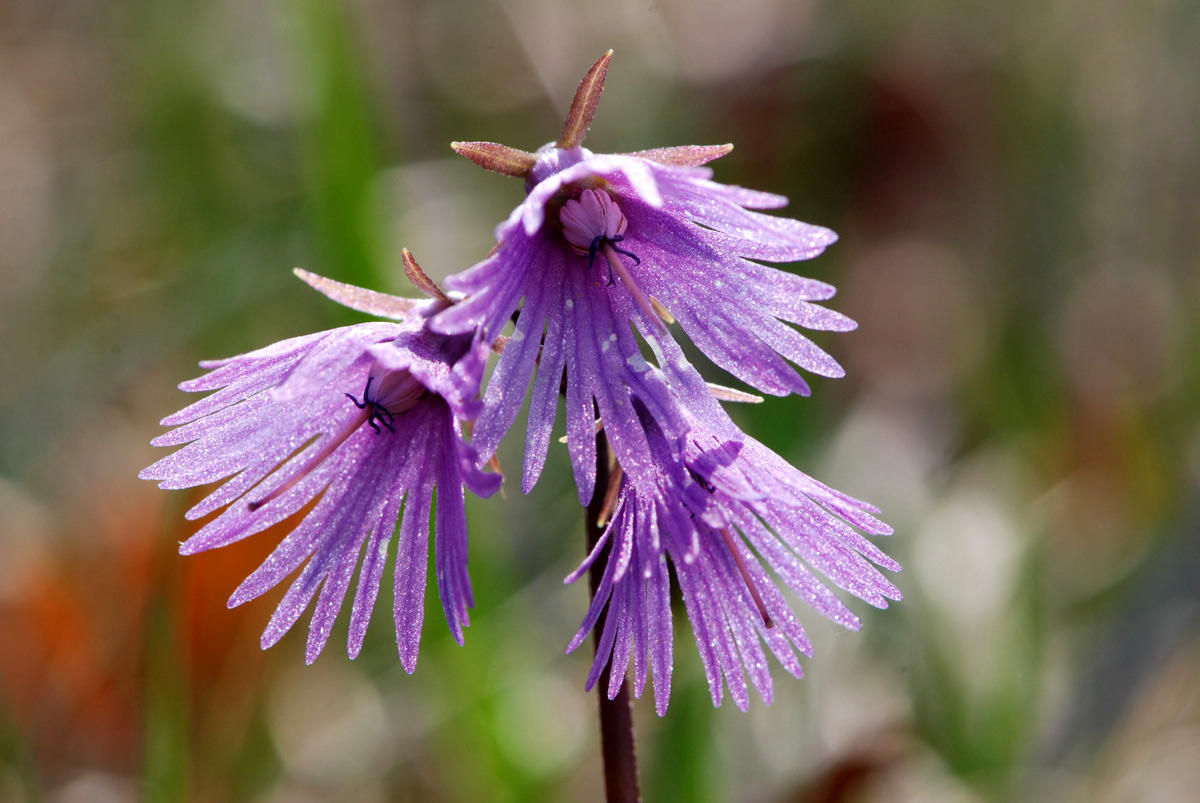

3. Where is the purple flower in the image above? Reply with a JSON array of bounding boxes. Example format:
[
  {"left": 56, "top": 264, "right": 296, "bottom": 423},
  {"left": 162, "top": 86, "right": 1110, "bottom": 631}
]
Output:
[
  {"left": 140, "top": 271, "right": 500, "bottom": 669},
  {"left": 435, "top": 52, "right": 853, "bottom": 501},
  {"left": 566, "top": 342, "right": 900, "bottom": 713}
]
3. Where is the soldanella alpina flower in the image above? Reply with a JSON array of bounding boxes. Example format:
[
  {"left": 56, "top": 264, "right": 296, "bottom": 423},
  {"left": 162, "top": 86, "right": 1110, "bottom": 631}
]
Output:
[
  {"left": 566, "top": 338, "right": 899, "bottom": 713},
  {"left": 435, "top": 51, "right": 853, "bottom": 503},
  {"left": 140, "top": 51, "right": 899, "bottom": 771},
  {"left": 141, "top": 256, "right": 500, "bottom": 669}
]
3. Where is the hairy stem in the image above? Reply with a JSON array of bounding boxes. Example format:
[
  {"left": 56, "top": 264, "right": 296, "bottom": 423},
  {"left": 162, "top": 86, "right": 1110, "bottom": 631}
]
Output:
[{"left": 585, "top": 430, "right": 641, "bottom": 802}]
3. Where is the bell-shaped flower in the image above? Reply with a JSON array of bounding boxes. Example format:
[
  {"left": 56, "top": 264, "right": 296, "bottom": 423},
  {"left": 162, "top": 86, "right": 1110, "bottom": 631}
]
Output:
[{"left": 141, "top": 265, "right": 500, "bottom": 669}]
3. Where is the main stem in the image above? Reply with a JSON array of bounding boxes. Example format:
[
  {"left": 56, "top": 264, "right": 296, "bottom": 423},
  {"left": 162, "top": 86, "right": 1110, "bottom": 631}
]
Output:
[{"left": 585, "top": 430, "right": 641, "bottom": 802}]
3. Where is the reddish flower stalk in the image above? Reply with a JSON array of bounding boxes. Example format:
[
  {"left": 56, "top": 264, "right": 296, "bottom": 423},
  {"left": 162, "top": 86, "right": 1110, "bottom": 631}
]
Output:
[{"left": 585, "top": 430, "right": 641, "bottom": 803}]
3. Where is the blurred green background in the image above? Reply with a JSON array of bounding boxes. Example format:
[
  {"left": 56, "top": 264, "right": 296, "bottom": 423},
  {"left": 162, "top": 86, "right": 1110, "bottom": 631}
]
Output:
[{"left": 2, "top": 0, "right": 1199, "bottom": 800}]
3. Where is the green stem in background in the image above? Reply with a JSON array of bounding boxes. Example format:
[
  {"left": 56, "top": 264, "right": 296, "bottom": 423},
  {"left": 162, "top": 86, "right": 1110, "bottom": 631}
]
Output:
[
  {"left": 288, "top": 0, "right": 389, "bottom": 295},
  {"left": 584, "top": 430, "right": 641, "bottom": 802},
  {"left": 144, "top": 510, "right": 190, "bottom": 803},
  {"left": 0, "top": 699, "right": 43, "bottom": 803}
]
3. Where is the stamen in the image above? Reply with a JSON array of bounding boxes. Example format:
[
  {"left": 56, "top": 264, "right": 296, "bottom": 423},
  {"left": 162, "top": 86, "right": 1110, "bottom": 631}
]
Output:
[
  {"left": 560, "top": 188, "right": 669, "bottom": 332},
  {"left": 561, "top": 190, "right": 626, "bottom": 254},
  {"left": 249, "top": 375, "right": 406, "bottom": 511},
  {"left": 596, "top": 461, "right": 624, "bottom": 527},
  {"left": 718, "top": 526, "right": 775, "bottom": 629},
  {"left": 602, "top": 243, "right": 667, "bottom": 333},
  {"left": 248, "top": 405, "right": 371, "bottom": 511},
  {"left": 689, "top": 469, "right": 717, "bottom": 495},
  {"left": 345, "top": 376, "right": 375, "bottom": 408},
  {"left": 369, "top": 370, "right": 427, "bottom": 418},
  {"left": 650, "top": 297, "right": 675, "bottom": 325}
]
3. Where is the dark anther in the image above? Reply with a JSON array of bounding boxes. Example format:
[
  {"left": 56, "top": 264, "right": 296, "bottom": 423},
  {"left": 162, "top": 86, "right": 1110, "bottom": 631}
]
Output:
[
  {"left": 608, "top": 235, "right": 641, "bottom": 265},
  {"left": 346, "top": 375, "right": 396, "bottom": 435},
  {"left": 688, "top": 468, "right": 717, "bottom": 495},
  {"left": 586, "top": 234, "right": 641, "bottom": 286},
  {"left": 345, "top": 376, "right": 374, "bottom": 409},
  {"left": 587, "top": 235, "right": 603, "bottom": 273}
]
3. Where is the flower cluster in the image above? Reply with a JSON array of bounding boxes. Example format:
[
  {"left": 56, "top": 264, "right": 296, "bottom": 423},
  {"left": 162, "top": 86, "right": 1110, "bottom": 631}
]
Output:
[{"left": 143, "top": 52, "right": 898, "bottom": 711}]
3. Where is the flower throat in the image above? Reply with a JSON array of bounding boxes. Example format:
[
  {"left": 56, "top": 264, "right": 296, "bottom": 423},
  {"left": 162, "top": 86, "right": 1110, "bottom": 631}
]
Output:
[{"left": 247, "top": 368, "right": 427, "bottom": 511}]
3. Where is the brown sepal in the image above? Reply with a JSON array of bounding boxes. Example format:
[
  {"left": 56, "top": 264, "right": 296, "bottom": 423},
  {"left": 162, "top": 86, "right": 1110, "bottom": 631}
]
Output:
[
  {"left": 623, "top": 143, "right": 734, "bottom": 167},
  {"left": 450, "top": 141, "right": 536, "bottom": 178},
  {"left": 401, "top": 248, "right": 451, "bottom": 305},
  {"left": 557, "top": 50, "right": 613, "bottom": 149}
]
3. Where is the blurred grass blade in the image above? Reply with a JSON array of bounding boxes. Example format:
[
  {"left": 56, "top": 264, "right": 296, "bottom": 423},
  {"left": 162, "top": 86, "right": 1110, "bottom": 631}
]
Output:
[{"left": 286, "top": 0, "right": 391, "bottom": 290}]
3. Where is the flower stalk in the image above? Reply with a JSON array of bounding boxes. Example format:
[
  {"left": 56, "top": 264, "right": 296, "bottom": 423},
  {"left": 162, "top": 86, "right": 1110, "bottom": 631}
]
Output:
[{"left": 585, "top": 429, "right": 641, "bottom": 802}]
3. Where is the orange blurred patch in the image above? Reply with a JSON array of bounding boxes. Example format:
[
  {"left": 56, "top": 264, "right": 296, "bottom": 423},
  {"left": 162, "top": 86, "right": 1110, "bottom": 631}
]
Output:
[{"left": 0, "top": 477, "right": 314, "bottom": 784}]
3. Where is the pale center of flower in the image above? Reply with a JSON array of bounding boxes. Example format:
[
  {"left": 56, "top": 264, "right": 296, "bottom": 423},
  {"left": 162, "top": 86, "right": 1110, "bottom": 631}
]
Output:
[
  {"left": 558, "top": 189, "right": 666, "bottom": 333},
  {"left": 247, "top": 365, "right": 427, "bottom": 511},
  {"left": 560, "top": 188, "right": 628, "bottom": 254}
]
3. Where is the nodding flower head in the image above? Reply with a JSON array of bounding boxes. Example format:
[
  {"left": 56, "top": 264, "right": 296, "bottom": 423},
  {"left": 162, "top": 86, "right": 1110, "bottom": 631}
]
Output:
[
  {"left": 435, "top": 51, "right": 854, "bottom": 506},
  {"left": 239, "top": 341, "right": 437, "bottom": 514},
  {"left": 564, "top": 350, "right": 900, "bottom": 714},
  {"left": 141, "top": 275, "right": 500, "bottom": 670}
]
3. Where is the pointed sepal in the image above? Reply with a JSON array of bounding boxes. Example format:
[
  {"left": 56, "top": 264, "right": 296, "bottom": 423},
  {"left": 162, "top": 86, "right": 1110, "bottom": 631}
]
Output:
[
  {"left": 401, "top": 248, "right": 452, "bottom": 305},
  {"left": 624, "top": 144, "right": 734, "bottom": 167},
  {"left": 450, "top": 141, "right": 537, "bottom": 178},
  {"left": 557, "top": 50, "right": 613, "bottom": 149},
  {"left": 292, "top": 268, "right": 419, "bottom": 321}
]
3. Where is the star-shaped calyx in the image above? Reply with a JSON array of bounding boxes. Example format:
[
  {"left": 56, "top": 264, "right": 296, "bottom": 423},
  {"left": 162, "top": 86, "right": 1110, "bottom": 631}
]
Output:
[{"left": 450, "top": 51, "right": 733, "bottom": 180}]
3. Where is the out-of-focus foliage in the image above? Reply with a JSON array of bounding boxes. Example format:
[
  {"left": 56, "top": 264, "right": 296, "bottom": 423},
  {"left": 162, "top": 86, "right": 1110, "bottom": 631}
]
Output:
[{"left": 1, "top": 1, "right": 1198, "bottom": 800}]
